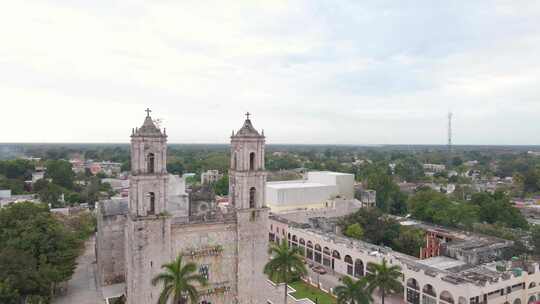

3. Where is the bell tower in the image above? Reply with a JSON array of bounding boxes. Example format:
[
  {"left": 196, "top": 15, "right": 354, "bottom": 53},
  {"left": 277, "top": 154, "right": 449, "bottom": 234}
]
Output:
[
  {"left": 229, "top": 112, "right": 266, "bottom": 209},
  {"left": 125, "top": 109, "right": 171, "bottom": 304},
  {"left": 230, "top": 113, "right": 269, "bottom": 303},
  {"left": 129, "top": 108, "right": 168, "bottom": 216}
]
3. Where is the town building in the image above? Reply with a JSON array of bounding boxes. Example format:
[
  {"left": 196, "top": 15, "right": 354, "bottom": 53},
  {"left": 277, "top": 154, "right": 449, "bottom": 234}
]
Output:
[
  {"left": 359, "top": 189, "right": 376, "bottom": 208},
  {"left": 269, "top": 211, "right": 540, "bottom": 304},
  {"left": 0, "top": 189, "right": 39, "bottom": 208},
  {"left": 32, "top": 166, "right": 46, "bottom": 183},
  {"left": 96, "top": 111, "right": 269, "bottom": 304},
  {"left": 70, "top": 159, "right": 122, "bottom": 176},
  {"left": 201, "top": 169, "right": 223, "bottom": 184},
  {"left": 265, "top": 171, "right": 355, "bottom": 212},
  {"left": 423, "top": 164, "right": 447, "bottom": 173}
]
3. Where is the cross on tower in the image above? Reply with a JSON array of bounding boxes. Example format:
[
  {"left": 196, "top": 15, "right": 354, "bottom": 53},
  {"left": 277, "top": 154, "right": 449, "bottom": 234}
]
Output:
[
  {"left": 145, "top": 108, "right": 152, "bottom": 117},
  {"left": 245, "top": 112, "right": 251, "bottom": 120}
]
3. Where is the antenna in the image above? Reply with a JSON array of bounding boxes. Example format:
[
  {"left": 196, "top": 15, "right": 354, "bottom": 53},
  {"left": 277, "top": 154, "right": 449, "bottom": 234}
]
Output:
[{"left": 448, "top": 112, "right": 453, "bottom": 163}]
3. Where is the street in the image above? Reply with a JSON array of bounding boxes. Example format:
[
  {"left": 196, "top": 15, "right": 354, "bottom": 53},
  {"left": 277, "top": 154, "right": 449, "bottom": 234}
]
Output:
[{"left": 53, "top": 236, "right": 102, "bottom": 304}]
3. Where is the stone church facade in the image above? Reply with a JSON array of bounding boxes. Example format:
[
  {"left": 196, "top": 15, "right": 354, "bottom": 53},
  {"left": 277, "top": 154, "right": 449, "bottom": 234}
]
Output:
[{"left": 96, "top": 111, "right": 269, "bottom": 304}]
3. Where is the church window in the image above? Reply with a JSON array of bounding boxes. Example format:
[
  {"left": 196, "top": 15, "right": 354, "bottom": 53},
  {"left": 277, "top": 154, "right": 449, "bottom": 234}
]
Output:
[
  {"left": 147, "top": 153, "right": 155, "bottom": 173},
  {"left": 233, "top": 152, "right": 237, "bottom": 170},
  {"left": 249, "top": 152, "right": 255, "bottom": 170},
  {"left": 199, "top": 264, "right": 209, "bottom": 280},
  {"left": 249, "top": 187, "right": 256, "bottom": 208},
  {"left": 148, "top": 192, "right": 155, "bottom": 215}
]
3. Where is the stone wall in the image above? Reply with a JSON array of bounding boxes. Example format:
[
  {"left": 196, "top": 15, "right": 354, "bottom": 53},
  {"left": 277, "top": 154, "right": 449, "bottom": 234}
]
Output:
[
  {"left": 171, "top": 221, "right": 239, "bottom": 304},
  {"left": 96, "top": 212, "right": 127, "bottom": 285},
  {"left": 125, "top": 216, "right": 172, "bottom": 304},
  {"left": 236, "top": 208, "right": 270, "bottom": 304}
]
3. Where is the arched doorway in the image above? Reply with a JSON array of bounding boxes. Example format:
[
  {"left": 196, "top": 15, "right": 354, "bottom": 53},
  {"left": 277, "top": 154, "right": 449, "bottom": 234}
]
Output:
[
  {"left": 354, "top": 259, "right": 364, "bottom": 278},
  {"left": 440, "top": 291, "right": 454, "bottom": 304},
  {"left": 331, "top": 250, "right": 341, "bottom": 270},
  {"left": 306, "top": 241, "right": 313, "bottom": 260},
  {"left": 406, "top": 278, "right": 420, "bottom": 304},
  {"left": 344, "top": 255, "right": 353, "bottom": 276},
  {"left": 422, "top": 284, "right": 437, "bottom": 304},
  {"left": 314, "top": 244, "right": 322, "bottom": 264}
]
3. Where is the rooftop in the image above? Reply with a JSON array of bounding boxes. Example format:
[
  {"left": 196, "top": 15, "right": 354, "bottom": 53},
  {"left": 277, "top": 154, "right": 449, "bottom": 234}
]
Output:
[
  {"left": 309, "top": 171, "right": 353, "bottom": 176},
  {"left": 417, "top": 256, "right": 467, "bottom": 270},
  {"left": 266, "top": 182, "right": 332, "bottom": 189},
  {"left": 272, "top": 212, "right": 526, "bottom": 287}
]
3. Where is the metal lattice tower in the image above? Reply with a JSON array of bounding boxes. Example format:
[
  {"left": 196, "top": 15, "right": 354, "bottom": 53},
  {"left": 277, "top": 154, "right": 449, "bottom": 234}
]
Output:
[{"left": 448, "top": 112, "right": 453, "bottom": 154}]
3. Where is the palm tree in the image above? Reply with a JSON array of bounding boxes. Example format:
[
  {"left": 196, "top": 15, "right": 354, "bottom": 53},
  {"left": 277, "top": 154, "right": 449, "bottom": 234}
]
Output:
[
  {"left": 334, "top": 276, "right": 372, "bottom": 304},
  {"left": 151, "top": 255, "right": 208, "bottom": 304},
  {"left": 366, "top": 259, "right": 402, "bottom": 304},
  {"left": 264, "top": 240, "right": 308, "bottom": 304}
]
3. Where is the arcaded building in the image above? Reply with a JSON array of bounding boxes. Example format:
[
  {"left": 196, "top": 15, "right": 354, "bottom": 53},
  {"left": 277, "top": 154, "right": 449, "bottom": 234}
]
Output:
[
  {"left": 270, "top": 212, "right": 540, "bottom": 304},
  {"left": 96, "top": 112, "right": 269, "bottom": 304}
]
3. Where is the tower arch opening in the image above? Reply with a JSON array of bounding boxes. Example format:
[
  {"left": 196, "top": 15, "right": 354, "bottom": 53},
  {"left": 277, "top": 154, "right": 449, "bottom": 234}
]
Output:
[
  {"left": 148, "top": 192, "right": 155, "bottom": 215},
  {"left": 249, "top": 187, "right": 256, "bottom": 208},
  {"left": 147, "top": 153, "right": 155, "bottom": 173},
  {"left": 249, "top": 152, "right": 255, "bottom": 170}
]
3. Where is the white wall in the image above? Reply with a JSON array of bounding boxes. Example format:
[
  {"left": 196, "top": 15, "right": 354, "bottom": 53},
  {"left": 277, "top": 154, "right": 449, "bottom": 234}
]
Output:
[
  {"left": 307, "top": 172, "right": 354, "bottom": 199},
  {"left": 0, "top": 189, "right": 11, "bottom": 199},
  {"left": 266, "top": 183, "right": 336, "bottom": 207}
]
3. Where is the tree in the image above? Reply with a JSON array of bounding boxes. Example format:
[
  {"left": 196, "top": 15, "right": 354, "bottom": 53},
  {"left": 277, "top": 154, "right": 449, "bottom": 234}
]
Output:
[
  {"left": 0, "top": 160, "right": 34, "bottom": 179},
  {"left": 264, "top": 240, "right": 308, "bottom": 304},
  {"left": 38, "top": 182, "right": 63, "bottom": 208},
  {"left": 167, "top": 161, "right": 185, "bottom": 175},
  {"left": 364, "top": 166, "right": 407, "bottom": 214},
  {"left": 340, "top": 208, "right": 400, "bottom": 247},
  {"left": 470, "top": 192, "right": 528, "bottom": 229},
  {"left": 0, "top": 202, "right": 82, "bottom": 301},
  {"left": 531, "top": 226, "right": 540, "bottom": 257},
  {"left": 408, "top": 189, "right": 451, "bottom": 223},
  {"left": 45, "top": 160, "right": 75, "bottom": 189},
  {"left": 366, "top": 259, "right": 402, "bottom": 304},
  {"left": 212, "top": 175, "right": 229, "bottom": 196},
  {"left": 0, "top": 178, "right": 26, "bottom": 194},
  {"left": 394, "top": 158, "right": 424, "bottom": 182},
  {"left": 393, "top": 227, "right": 425, "bottom": 257},
  {"left": 81, "top": 177, "right": 103, "bottom": 205},
  {"left": 345, "top": 223, "right": 364, "bottom": 239},
  {"left": 151, "top": 255, "right": 207, "bottom": 304},
  {"left": 334, "top": 276, "right": 372, "bottom": 304},
  {"left": 0, "top": 249, "right": 46, "bottom": 301},
  {"left": 0, "top": 280, "right": 19, "bottom": 304}
]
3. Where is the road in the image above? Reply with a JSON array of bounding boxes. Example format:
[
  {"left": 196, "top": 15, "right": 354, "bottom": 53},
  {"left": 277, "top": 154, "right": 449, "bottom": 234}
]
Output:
[{"left": 53, "top": 236, "right": 103, "bottom": 304}]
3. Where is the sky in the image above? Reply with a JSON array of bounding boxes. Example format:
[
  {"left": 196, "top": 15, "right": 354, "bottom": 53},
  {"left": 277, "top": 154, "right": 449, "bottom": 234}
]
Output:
[{"left": 1, "top": 1, "right": 539, "bottom": 145}]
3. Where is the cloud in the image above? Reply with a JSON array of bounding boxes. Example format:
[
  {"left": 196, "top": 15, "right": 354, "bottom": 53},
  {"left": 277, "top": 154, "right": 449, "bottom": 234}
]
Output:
[{"left": 1, "top": 0, "right": 539, "bottom": 144}]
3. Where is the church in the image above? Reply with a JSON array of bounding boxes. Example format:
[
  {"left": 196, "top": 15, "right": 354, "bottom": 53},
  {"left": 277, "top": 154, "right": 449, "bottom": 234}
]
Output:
[{"left": 96, "top": 111, "right": 270, "bottom": 304}]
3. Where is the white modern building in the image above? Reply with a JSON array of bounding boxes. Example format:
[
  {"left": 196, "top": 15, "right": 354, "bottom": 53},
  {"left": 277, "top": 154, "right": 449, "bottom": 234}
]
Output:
[{"left": 265, "top": 171, "right": 354, "bottom": 212}]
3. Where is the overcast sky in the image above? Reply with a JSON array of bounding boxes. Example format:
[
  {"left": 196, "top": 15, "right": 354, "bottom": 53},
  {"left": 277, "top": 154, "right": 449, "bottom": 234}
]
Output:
[{"left": 1, "top": 1, "right": 539, "bottom": 145}]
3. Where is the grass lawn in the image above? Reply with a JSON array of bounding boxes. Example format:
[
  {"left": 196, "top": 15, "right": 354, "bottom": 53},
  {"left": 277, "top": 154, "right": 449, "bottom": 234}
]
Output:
[{"left": 289, "top": 280, "right": 337, "bottom": 304}]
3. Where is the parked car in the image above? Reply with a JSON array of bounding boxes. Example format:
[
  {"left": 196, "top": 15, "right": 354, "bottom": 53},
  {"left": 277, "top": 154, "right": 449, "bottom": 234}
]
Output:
[{"left": 312, "top": 265, "right": 327, "bottom": 275}]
